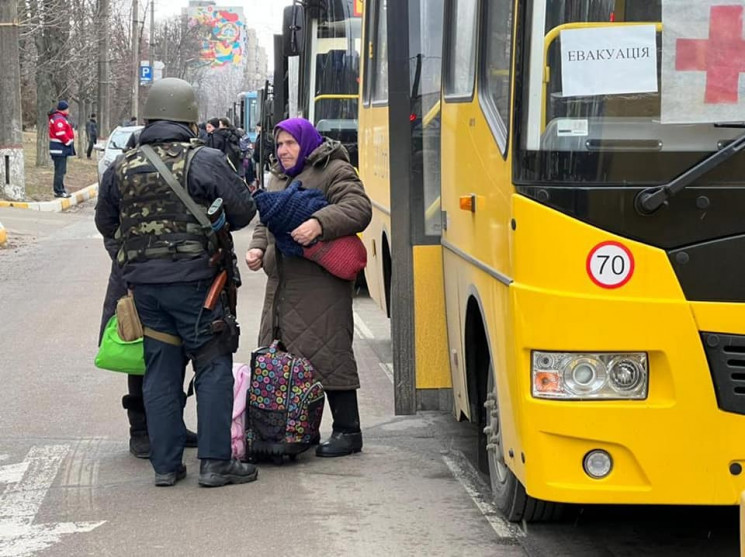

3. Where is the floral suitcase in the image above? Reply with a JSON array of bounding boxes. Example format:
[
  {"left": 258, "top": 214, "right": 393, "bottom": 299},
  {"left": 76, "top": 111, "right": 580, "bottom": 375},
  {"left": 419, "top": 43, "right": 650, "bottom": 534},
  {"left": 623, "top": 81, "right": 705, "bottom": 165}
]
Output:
[{"left": 246, "top": 340, "right": 325, "bottom": 462}]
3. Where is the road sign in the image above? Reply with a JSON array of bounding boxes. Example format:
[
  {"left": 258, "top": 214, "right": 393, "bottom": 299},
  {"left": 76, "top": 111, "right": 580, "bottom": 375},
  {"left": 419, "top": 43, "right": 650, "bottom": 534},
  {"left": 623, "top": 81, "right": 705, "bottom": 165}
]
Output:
[
  {"left": 139, "top": 64, "right": 152, "bottom": 82},
  {"left": 586, "top": 241, "right": 635, "bottom": 289},
  {"left": 153, "top": 61, "right": 165, "bottom": 81}
]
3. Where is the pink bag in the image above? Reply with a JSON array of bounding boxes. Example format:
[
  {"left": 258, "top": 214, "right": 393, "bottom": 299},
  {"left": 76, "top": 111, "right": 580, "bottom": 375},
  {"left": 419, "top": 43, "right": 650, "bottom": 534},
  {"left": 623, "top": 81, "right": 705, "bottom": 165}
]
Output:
[
  {"left": 302, "top": 235, "right": 367, "bottom": 281},
  {"left": 231, "top": 363, "right": 251, "bottom": 460}
]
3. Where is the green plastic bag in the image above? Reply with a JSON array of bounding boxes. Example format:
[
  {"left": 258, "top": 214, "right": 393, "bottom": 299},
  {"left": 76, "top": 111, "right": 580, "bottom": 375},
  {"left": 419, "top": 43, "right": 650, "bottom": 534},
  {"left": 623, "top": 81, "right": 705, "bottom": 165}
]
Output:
[{"left": 95, "top": 316, "right": 145, "bottom": 375}]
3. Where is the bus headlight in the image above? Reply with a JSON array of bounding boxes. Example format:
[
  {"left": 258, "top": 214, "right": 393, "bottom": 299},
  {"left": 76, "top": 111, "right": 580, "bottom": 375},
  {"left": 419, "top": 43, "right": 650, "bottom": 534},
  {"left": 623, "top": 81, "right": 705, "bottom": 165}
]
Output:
[{"left": 532, "top": 352, "right": 648, "bottom": 400}]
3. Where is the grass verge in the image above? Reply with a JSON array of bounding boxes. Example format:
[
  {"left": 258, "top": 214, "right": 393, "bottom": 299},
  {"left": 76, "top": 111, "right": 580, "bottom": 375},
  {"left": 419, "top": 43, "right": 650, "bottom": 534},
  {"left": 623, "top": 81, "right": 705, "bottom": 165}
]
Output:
[{"left": 1, "top": 131, "right": 99, "bottom": 202}]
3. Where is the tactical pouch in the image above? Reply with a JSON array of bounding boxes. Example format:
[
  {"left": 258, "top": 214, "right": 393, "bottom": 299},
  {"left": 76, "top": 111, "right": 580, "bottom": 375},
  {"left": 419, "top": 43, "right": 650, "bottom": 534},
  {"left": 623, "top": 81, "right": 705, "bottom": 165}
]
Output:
[
  {"left": 222, "top": 313, "right": 240, "bottom": 354},
  {"left": 116, "top": 292, "right": 144, "bottom": 342},
  {"left": 190, "top": 314, "right": 240, "bottom": 368}
]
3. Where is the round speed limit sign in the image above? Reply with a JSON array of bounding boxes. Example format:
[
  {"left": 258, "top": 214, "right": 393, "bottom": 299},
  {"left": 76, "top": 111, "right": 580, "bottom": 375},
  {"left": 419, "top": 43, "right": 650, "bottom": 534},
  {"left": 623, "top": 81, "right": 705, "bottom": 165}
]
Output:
[{"left": 586, "top": 241, "right": 635, "bottom": 289}]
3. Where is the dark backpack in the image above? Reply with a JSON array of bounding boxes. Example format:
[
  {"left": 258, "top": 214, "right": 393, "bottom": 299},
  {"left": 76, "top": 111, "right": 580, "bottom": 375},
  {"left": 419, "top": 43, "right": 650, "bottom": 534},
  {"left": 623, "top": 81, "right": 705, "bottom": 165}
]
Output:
[{"left": 225, "top": 130, "right": 243, "bottom": 169}]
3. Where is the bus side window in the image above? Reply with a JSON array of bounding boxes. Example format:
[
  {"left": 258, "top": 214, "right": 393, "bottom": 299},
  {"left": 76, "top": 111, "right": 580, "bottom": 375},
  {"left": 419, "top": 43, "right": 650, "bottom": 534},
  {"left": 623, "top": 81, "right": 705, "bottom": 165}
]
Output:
[
  {"left": 362, "top": 0, "right": 375, "bottom": 105},
  {"left": 480, "top": 0, "right": 515, "bottom": 150},
  {"left": 372, "top": 0, "right": 389, "bottom": 104},
  {"left": 444, "top": 0, "right": 478, "bottom": 99}
]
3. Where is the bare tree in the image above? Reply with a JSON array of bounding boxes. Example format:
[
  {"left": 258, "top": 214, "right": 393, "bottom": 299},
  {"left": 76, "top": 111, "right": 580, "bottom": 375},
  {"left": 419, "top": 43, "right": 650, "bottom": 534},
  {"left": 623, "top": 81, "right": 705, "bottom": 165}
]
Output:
[
  {"left": 15, "top": 0, "right": 245, "bottom": 157},
  {"left": 22, "top": 0, "right": 71, "bottom": 166},
  {"left": 0, "top": 0, "right": 25, "bottom": 199},
  {"left": 95, "top": 0, "right": 110, "bottom": 137}
]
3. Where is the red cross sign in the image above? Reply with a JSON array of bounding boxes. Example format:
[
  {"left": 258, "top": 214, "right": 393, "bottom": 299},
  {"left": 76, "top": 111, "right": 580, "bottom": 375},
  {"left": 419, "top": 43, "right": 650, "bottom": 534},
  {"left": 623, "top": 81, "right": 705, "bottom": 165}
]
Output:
[
  {"left": 662, "top": 0, "right": 745, "bottom": 123},
  {"left": 676, "top": 5, "right": 745, "bottom": 104}
]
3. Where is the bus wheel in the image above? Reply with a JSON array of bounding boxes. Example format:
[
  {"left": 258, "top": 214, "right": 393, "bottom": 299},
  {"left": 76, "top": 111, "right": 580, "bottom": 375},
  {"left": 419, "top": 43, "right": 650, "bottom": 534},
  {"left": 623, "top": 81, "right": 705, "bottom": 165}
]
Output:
[{"left": 484, "top": 365, "right": 563, "bottom": 523}]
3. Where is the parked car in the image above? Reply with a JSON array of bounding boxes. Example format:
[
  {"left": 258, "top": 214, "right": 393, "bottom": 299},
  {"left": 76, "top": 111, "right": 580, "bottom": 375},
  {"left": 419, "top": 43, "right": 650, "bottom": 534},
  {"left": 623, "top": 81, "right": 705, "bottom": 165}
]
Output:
[{"left": 94, "top": 125, "right": 143, "bottom": 183}]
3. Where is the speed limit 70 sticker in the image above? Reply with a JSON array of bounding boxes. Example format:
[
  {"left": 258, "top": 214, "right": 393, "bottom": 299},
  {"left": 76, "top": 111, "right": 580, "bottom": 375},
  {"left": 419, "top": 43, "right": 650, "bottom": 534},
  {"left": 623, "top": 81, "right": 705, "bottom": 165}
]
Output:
[{"left": 586, "top": 241, "right": 635, "bottom": 289}]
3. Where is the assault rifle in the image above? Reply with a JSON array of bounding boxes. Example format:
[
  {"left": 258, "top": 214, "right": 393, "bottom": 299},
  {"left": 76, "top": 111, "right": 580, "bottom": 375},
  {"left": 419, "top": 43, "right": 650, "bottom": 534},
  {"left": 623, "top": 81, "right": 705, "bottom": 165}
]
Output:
[{"left": 204, "top": 198, "right": 241, "bottom": 314}]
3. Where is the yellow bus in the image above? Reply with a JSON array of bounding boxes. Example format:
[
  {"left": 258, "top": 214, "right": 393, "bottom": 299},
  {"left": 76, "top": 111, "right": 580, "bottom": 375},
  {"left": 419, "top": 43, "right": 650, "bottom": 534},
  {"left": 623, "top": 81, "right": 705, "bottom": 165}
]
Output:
[
  {"left": 360, "top": 0, "right": 745, "bottom": 522},
  {"left": 280, "top": 0, "right": 362, "bottom": 166}
]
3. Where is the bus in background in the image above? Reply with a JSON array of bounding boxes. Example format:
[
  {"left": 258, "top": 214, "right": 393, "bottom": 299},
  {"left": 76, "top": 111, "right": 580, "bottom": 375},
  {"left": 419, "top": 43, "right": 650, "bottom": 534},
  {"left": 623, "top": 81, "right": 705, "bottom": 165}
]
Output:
[
  {"left": 238, "top": 90, "right": 259, "bottom": 143},
  {"left": 360, "top": 0, "right": 745, "bottom": 523},
  {"left": 359, "top": 0, "right": 444, "bottom": 320},
  {"left": 280, "top": 0, "right": 362, "bottom": 166}
]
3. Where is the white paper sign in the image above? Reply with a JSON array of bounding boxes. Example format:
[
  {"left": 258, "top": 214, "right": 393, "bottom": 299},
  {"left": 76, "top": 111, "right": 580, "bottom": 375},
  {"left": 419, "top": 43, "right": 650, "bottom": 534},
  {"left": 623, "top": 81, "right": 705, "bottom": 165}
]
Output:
[
  {"left": 662, "top": 0, "right": 745, "bottom": 124},
  {"left": 560, "top": 25, "right": 659, "bottom": 97}
]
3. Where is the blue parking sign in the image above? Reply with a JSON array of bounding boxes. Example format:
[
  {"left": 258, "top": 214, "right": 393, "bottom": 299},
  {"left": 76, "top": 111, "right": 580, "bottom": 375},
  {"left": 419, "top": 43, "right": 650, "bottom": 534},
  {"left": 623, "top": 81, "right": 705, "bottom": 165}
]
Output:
[{"left": 139, "top": 65, "right": 152, "bottom": 81}]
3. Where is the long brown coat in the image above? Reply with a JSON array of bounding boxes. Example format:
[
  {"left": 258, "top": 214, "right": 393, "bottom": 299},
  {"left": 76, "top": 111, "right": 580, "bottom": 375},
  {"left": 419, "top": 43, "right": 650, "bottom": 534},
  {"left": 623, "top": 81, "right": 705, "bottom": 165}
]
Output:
[{"left": 249, "top": 140, "right": 372, "bottom": 390}]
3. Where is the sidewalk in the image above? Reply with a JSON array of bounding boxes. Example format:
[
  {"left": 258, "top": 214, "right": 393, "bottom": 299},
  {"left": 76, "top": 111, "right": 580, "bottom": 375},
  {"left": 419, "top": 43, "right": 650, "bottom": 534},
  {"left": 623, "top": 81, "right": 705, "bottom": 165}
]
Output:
[{"left": 0, "top": 183, "right": 97, "bottom": 246}]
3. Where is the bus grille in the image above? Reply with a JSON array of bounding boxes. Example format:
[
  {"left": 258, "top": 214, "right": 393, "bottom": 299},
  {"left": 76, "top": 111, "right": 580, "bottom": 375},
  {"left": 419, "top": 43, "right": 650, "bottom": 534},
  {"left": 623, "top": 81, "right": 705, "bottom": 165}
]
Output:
[{"left": 701, "top": 333, "right": 745, "bottom": 415}]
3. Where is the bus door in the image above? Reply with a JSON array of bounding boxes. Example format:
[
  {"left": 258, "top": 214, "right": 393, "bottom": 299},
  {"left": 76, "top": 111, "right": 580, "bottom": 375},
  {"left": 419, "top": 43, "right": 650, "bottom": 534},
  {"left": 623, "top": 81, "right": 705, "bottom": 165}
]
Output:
[{"left": 439, "top": 0, "right": 516, "bottom": 425}]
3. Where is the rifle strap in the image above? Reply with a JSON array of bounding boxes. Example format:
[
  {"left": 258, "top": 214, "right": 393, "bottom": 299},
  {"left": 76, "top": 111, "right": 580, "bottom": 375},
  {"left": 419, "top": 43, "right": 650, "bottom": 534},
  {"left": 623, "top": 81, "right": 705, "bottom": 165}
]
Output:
[{"left": 139, "top": 144, "right": 218, "bottom": 252}]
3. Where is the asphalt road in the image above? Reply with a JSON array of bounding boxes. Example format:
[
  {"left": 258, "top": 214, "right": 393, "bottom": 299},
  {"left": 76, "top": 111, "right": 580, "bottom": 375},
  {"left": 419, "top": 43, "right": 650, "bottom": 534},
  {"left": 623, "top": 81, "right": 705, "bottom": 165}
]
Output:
[{"left": 0, "top": 203, "right": 739, "bottom": 557}]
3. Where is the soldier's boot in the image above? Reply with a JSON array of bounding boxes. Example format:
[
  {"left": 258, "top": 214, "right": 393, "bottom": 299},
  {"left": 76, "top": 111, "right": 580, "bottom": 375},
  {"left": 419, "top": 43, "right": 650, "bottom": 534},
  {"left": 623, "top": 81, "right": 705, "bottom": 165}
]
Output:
[
  {"left": 122, "top": 395, "right": 197, "bottom": 458},
  {"left": 122, "top": 394, "right": 150, "bottom": 459}
]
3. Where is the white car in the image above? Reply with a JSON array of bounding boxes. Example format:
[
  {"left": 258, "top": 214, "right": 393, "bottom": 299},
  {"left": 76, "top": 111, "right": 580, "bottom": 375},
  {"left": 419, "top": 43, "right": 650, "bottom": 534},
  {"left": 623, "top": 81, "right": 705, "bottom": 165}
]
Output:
[{"left": 94, "top": 125, "right": 144, "bottom": 183}]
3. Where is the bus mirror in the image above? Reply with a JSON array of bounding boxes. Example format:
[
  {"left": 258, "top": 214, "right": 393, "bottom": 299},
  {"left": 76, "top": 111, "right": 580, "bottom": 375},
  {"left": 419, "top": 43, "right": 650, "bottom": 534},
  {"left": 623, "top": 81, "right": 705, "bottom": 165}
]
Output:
[{"left": 282, "top": 5, "right": 304, "bottom": 57}]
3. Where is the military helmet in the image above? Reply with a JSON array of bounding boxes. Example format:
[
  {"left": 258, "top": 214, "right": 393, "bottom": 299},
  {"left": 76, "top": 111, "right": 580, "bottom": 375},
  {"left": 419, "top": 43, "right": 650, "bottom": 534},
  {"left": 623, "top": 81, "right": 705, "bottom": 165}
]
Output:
[{"left": 142, "top": 78, "right": 199, "bottom": 123}]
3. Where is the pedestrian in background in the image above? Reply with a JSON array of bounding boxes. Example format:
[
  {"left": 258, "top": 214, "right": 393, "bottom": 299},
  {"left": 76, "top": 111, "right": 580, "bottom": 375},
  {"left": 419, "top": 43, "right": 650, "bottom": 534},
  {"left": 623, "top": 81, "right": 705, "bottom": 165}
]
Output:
[
  {"left": 239, "top": 130, "right": 255, "bottom": 185},
  {"left": 206, "top": 118, "right": 242, "bottom": 173},
  {"left": 253, "top": 124, "right": 274, "bottom": 174},
  {"left": 48, "top": 100, "right": 75, "bottom": 198},
  {"left": 205, "top": 118, "right": 219, "bottom": 138},
  {"left": 96, "top": 78, "right": 259, "bottom": 488},
  {"left": 197, "top": 122, "right": 209, "bottom": 142},
  {"left": 86, "top": 113, "right": 98, "bottom": 159},
  {"left": 245, "top": 118, "right": 372, "bottom": 457}
]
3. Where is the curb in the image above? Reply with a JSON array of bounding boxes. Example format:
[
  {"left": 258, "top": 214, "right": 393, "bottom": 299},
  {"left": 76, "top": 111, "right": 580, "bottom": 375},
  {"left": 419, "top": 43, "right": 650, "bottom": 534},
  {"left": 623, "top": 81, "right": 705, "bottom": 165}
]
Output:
[{"left": 0, "top": 183, "right": 98, "bottom": 213}]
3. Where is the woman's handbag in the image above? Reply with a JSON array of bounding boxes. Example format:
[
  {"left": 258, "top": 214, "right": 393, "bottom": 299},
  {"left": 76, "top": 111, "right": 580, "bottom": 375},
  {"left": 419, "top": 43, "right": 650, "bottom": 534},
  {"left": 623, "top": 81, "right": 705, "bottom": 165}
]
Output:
[
  {"left": 116, "top": 292, "right": 143, "bottom": 342},
  {"left": 95, "top": 316, "right": 145, "bottom": 375},
  {"left": 302, "top": 235, "right": 367, "bottom": 281}
]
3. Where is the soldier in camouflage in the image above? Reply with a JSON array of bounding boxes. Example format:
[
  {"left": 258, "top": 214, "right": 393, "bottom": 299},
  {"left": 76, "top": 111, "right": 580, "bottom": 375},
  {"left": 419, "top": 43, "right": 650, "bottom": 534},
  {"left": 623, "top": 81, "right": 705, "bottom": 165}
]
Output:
[{"left": 95, "top": 78, "right": 259, "bottom": 488}]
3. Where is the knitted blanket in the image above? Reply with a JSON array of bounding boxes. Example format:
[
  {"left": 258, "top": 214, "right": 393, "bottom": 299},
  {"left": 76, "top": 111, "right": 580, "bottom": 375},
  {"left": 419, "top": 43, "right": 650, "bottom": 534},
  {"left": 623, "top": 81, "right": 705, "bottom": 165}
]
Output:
[
  {"left": 253, "top": 180, "right": 328, "bottom": 256},
  {"left": 254, "top": 180, "right": 367, "bottom": 281}
]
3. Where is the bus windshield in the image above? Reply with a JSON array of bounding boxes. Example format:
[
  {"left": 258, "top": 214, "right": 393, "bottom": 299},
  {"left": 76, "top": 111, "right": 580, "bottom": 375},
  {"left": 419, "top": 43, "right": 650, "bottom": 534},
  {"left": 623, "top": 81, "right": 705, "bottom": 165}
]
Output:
[
  {"left": 516, "top": 0, "right": 745, "bottom": 186},
  {"left": 310, "top": 0, "right": 361, "bottom": 145}
]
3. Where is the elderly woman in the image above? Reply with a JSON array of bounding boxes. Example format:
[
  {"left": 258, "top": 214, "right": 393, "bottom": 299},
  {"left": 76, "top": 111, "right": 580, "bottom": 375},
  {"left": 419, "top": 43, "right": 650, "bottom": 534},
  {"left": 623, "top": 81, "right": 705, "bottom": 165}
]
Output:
[{"left": 245, "top": 118, "right": 372, "bottom": 457}]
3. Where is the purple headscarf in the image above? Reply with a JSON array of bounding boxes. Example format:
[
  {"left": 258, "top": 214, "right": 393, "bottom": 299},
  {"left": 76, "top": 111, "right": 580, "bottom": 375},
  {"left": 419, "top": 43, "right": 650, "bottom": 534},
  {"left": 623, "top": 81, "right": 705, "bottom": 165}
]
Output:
[{"left": 274, "top": 118, "right": 324, "bottom": 177}]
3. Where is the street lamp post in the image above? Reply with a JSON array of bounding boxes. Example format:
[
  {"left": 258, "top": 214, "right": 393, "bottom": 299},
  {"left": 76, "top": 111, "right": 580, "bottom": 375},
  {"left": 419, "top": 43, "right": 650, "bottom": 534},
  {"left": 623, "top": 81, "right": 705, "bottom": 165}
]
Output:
[
  {"left": 132, "top": 0, "right": 139, "bottom": 120},
  {"left": 149, "top": 0, "right": 154, "bottom": 86}
]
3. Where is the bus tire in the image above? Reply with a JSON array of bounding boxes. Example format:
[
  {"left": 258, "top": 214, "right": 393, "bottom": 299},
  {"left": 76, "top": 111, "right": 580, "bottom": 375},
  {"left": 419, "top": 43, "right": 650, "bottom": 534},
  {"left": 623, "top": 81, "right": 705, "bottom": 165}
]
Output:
[{"left": 484, "top": 364, "right": 563, "bottom": 523}]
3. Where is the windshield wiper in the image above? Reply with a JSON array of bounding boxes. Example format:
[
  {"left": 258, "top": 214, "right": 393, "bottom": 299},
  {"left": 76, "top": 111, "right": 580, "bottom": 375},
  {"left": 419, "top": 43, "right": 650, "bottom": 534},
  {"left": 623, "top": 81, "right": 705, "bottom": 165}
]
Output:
[{"left": 635, "top": 126, "right": 745, "bottom": 215}]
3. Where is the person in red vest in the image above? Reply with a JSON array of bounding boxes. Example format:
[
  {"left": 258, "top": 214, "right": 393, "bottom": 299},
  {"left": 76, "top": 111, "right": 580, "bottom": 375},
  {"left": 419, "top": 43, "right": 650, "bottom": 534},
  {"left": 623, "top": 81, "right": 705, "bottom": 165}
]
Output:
[{"left": 48, "top": 100, "right": 75, "bottom": 198}]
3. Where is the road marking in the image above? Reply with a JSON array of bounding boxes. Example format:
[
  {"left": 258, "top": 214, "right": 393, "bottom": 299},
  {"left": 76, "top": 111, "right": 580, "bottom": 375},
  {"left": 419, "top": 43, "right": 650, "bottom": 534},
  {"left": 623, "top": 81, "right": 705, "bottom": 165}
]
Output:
[
  {"left": 0, "top": 462, "right": 29, "bottom": 485},
  {"left": 442, "top": 450, "right": 525, "bottom": 539},
  {"left": 0, "top": 445, "right": 105, "bottom": 557},
  {"left": 379, "top": 363, "right": 394, "bottom": 384},
  {"left": 353, "top": 311, "right": 374, "bottom": 340}
]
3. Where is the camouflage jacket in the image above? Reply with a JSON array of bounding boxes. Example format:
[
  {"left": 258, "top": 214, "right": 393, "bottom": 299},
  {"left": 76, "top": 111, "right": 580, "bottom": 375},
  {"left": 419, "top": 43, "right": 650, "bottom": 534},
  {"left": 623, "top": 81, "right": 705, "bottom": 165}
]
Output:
[
  {"left": 115, "top": 141, "right": 210, "bottom": 266},
  {"left": 95, "top": 120, "right": 256, "bottom": 285}
]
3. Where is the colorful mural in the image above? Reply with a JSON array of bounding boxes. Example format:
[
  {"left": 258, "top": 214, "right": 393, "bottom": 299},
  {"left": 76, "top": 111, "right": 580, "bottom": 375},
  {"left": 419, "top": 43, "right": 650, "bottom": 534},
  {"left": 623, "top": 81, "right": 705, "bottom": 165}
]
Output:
[{"left": 187, "top": 6, "right": 246, "bottom": 67}]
